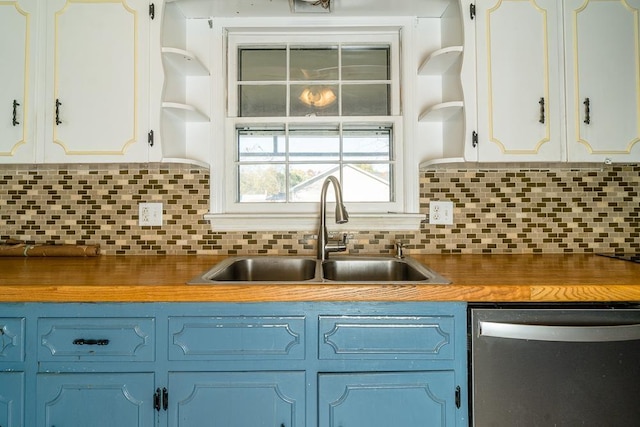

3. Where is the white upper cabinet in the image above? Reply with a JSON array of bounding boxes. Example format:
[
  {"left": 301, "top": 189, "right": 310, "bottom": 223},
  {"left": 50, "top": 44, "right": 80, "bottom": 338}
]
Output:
[
  {"left": 0, "top": 0, "right": 37, "bottom": 163},
  {"left": 42, "top": 0, "right": 157, "bottom": 163},
  {"left": 474, "top": 0, "right": 564, "bottom": 162},
  {"left": 564, "top": 0, "right": 640, "bottom": 162}
]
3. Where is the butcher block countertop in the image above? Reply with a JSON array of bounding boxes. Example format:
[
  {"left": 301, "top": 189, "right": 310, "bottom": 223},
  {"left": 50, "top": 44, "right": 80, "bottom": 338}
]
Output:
[{"left": 0, "top": 254, "right": 639, "bottom": 303}]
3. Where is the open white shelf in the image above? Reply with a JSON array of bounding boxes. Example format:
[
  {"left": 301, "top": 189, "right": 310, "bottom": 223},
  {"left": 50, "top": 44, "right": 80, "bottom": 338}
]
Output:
[
  {"left": 162, "top": 47, "right": 209, "bottom": 76},
  {"left": 418, "top": 46, "right": 463, "bottom": 75},
  {"left": 419, "top": 101, "right": 463, "bottom": 122},
  {"left": 162, "top": 102, "right": 209, "bottom": 122}
]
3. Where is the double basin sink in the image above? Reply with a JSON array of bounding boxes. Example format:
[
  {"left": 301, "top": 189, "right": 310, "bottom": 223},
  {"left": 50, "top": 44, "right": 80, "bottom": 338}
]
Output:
[{"left": 188, "top": 256, "right": 450, "bottom": 285}]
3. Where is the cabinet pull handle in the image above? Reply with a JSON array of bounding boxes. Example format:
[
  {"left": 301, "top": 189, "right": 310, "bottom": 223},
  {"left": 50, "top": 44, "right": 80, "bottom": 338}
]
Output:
[
  {"left": 12, "top": 100, "right": 20, "bottom": 126},
  {"left": 72, "top": 338, "right": 110, "bottom": 346},
  {"left": 583, "top": 97, "right": 590, "bottom": 124},
  {"left": 162, "top": 387, "right": 168, "bottom": 410},
  {"left": 538, "top": 97, "right": 545, "bottom": 124},
  {"left": 154, "top": 388, "right": 161, "bottom": 411},
  {"left": 55, "top": 99, "right": 62, "bottom": 125}
]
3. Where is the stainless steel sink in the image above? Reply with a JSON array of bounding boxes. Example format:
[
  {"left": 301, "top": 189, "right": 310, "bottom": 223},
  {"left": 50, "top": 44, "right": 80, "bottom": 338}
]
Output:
[
  {"left": 188, "top": 256, "right": 450, "bottom": 285},
  {"left": 189, "top": 256, "right": 318, "bottom": 283},
  {"left": 322, "top": 257, "right": 450, "bottom": 284}
]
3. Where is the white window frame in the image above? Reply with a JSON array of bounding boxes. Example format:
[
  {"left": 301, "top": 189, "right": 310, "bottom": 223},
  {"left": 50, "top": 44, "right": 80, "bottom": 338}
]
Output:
[{"left": 206, "top": 17, "right": 423, "bottom": 231}]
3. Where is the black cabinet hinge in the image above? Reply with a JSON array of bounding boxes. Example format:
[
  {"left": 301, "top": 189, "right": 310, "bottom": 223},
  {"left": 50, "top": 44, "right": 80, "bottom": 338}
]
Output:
[
  {"left": 470, "top": 3, "right": 476, "bottom": 20},
  {"left": 148, "top": 129, "right": 154, "bottom": 147},
  {"left": 154, "top": 387, "right": 168, "bottom": 411},
  {"left": 149, "top": 3, "right": 155, "bottom": 19},
  {"left": 455, "top": 385, "right": 461, "bottom": 408},
  {"left": 472, "top": 130, "right": 478, "bottom": 148}
]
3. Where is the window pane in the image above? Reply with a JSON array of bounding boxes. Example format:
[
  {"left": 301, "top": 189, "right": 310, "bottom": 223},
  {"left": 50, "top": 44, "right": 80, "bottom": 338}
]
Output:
[
  {"left": 290, "top": 84, "right": 339, "bottom": 116},
  {"left": 289, "top": 126, "right": 340, "bottom": 161},
  {"left": 239, "top": 164, "right": 286, "bottom": 202},
  {"left": 238, "top": 127, "right": 286, "bottom": 162},
  {"left": 239, "top": 48, "right": 286, "bottom": 81},
  {"left": 342, "top": 46, "right": 390, "bottom": 80},
  {"left": 290, "top": 47, "right": 338, "bottom": 80},
  {"left": 239, "top": 85, "right": 286, "bottom": 117},
  {"left": 289, "top": 164, "right": 339, "bottom": 202},
  {"left": 343, "top": 127, "right": 391, "bottom": 161},
  {"left": 342, "top": 84, "right": 389, "bottom": 116},
  {"left": 342, "top": 163, "right": 392, "bottom": 202}
]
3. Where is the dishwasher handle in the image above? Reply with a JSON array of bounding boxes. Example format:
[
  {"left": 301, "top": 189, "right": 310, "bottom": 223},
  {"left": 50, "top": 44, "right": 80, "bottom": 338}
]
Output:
[{"left": 478, "top": 321, "right": 640, "bottom": 342}]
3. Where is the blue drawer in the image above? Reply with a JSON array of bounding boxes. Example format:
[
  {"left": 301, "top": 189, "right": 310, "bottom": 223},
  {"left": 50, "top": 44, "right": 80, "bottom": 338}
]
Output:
[
  {"left": 38, "top": 317, "right": 155, "bottom": 361},
  {"left": 319, "top": 315, "right": 455, "bottom": 360},
  {"left": 0, "top": 318, "right": 25, "bottom": 362},
  {"left": 169, "top": 316, "right": 305, "bottom": 360}
]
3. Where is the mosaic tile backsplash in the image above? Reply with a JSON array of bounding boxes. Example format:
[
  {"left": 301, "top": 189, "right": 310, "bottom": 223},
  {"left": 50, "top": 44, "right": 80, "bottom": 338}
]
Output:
[{"left": 1, "top": 163, "right": 638, "bottom": 255}]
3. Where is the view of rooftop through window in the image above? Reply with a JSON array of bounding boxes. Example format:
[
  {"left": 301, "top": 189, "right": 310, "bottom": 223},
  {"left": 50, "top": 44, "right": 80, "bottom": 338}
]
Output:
[{"left": 237, "top": 125, "right": 393, "bottom": 203}]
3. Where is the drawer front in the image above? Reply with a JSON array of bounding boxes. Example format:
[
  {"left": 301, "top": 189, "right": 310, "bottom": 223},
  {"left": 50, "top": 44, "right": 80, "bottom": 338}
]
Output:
[
  {"left": 38, "top": 317, "right": 155, "bottom": 361},
  {"left": 169, "top": 316, "right": 305, "bottom": 360},
  {"left": 0, "top": 317, "right": 25, "bottom": 362},
  {"left": 319, "top": 315, "right": 455, "bottom": 360}
]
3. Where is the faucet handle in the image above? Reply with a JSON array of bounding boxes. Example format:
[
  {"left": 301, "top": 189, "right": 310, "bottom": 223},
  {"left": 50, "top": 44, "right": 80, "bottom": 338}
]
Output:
[
  {"left": 395, "top": 242, "right": 405, "bottom": 259},
  {"left": 326, "top": 233, "right": 348, "bottom": 254}
]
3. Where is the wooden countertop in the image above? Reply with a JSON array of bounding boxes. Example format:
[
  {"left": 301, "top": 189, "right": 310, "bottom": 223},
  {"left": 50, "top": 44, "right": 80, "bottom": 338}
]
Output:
[{"left": 0, "top": 254, "right": 639, "bottom": 302}]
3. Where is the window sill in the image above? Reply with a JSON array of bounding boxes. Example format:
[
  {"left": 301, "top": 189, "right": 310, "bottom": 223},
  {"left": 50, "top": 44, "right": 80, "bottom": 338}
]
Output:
[{"left": 204, "top": 212, "right": 424, "bottom": 232}]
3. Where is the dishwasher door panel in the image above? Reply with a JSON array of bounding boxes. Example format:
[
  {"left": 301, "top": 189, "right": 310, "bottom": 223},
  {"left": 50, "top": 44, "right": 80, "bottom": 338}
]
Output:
[{"left": 471, "top": 308, "right": 640, "bottom": 427}]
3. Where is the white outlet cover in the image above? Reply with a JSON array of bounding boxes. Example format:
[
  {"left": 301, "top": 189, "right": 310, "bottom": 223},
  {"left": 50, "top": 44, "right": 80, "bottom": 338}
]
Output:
[
  {"left": 430, "top": 200, "right": 454, "bottom": 225},
  {"left": 139, "top": 202, "right": 163, "bottom": 226}
]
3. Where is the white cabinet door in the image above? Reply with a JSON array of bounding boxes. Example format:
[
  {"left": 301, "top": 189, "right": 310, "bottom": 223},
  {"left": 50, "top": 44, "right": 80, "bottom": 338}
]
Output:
[
  {"left": 564, "top": 0, "right": 640, "bottom": 162},
  {"left": 475, "top": 0, "right": 564, "bottom": 162},
  {"left": 43, "top": 0, "right": 152, "bottom": 163},
  {"left": 0, "top": 0, "right": 37, "bottom": 163}
]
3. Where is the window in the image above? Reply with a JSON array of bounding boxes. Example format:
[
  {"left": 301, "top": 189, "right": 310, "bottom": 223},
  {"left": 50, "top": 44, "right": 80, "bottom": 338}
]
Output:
[
  {"left": 207, "top": 22, "right": 423, "bottom": 230},
  {"left": 237, "top": 124, "right": 394, "bottom": 203}
]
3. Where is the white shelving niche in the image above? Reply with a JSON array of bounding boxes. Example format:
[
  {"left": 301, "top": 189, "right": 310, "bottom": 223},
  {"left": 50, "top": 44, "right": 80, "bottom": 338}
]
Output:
[
  {"left": 158, "top": 0, "right": 211, "bottom": 167},
  {"left": 417, "top": 0, "right": 473, "bottom": 168}
]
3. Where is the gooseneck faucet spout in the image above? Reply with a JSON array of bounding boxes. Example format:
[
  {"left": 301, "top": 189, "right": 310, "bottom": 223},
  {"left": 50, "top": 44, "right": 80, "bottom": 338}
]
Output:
[{"left": 317, "top": 176, "right": 349, "bottom": 260}]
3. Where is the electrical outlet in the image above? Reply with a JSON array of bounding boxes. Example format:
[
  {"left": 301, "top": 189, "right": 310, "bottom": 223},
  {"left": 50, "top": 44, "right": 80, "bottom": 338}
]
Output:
[
  {"left": 139, "top": 202, "right": 163, "bottom": 226},
  {"left": 430, "top": 200, "right": 454, "bottom": 225}
]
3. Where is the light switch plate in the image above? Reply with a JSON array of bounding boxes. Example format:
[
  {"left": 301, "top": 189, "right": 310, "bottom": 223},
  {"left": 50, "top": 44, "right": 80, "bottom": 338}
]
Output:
[
  {"left": 430, "top": 200, "right": 454, "bottom": 225},
  {"left": 139, "top": 202, "right": 163, "bottom": 226}
]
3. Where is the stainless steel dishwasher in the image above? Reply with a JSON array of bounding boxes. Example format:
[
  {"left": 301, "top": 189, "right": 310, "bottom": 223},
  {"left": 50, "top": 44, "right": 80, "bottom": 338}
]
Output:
[{"left": 470, "top": 305, "right": 640, "bottom": 427}]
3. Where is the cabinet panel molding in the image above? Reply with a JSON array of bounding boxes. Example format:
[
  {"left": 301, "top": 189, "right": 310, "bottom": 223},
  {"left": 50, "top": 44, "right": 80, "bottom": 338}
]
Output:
[
  {"left": 319, "top": 371, "right": 456, "bottom": 427},
  {"left": 319, "top": 315, "right": 454, "bottom": 360},
  {"left": 0, "top": 0, "right": 35, "bottom": 163},
  {"left": 565, "top": 0, "right": 640, "bottom": 160},
  {"left": 38, "top": 317, "right": 155, "bottom": 361},
  {"left": 37, "top": 373, "right": 154, "bottom": 427},
  {"left": 0, "top": 372, "right": 24, "bottom": 427},
  {"left": 169, "top": 315, "right": 305, "bottom": 360},
  {"left": 0, "top": 317, "right": 25, "bottom": 361}
]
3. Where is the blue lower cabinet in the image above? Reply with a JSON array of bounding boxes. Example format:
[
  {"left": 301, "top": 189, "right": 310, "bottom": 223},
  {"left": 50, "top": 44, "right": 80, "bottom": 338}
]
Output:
[
  {"left": 319, "top": 371, "right": 456, "bottom": 427},
  {"left": 169, "top": 371, "right": 306, "bottom": 427},
  {"left": 1, "top": 302, "right": 467, "bottom": 427},
  {"left": 37, "top": 373, "right": 155, "bottom": 427},
  {"left": 0, "top": 372, "right": 24, "bottom": 427}
]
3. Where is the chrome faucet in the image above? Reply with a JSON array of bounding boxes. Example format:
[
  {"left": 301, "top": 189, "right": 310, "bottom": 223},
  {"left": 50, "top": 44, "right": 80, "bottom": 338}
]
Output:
[{"left": 317, "top": 176, "right": 349, "bottom": 260}]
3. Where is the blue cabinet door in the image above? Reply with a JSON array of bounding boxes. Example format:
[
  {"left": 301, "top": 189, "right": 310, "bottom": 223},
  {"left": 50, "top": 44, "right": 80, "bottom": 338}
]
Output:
[
  {"left": 0, "top": 372, "right": 24, "bottom": 427},
  {"left": 319, "top": 371, "right": 456, "bottom": 427},
  {"left": 37, "top": 373, "right": 155, "bottom": 427},
  {"left": 169, "top": 371, "right": 306, "bottom": 427}
]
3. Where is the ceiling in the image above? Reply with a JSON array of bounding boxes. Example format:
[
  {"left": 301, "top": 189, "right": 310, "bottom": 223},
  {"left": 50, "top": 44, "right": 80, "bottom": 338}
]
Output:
[{"left": 171, "top": 0, "right": 453, "bottom": 18}]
